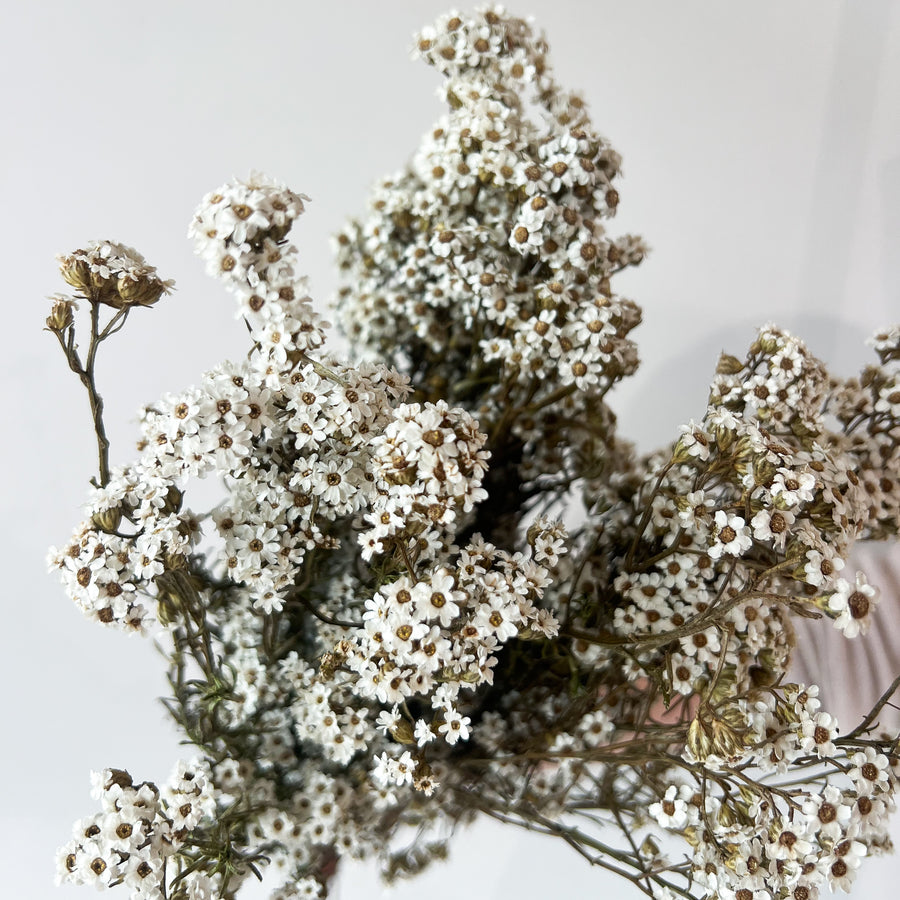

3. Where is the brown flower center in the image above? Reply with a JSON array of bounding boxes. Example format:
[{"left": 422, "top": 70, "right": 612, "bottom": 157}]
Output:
[
  {"left": 818, "top": 802, "right": 837, "bottom": 823},
  {"left": 848, "top": 591, "right": 870, "bottom": 619},
  {"left": 861, "top": 762, "right": 879, "bottom": 781}
]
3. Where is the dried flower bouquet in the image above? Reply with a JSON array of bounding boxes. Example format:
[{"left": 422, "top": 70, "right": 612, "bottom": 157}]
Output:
[{"left": 48, "top": 7, "right": 900, "bottom": 900}]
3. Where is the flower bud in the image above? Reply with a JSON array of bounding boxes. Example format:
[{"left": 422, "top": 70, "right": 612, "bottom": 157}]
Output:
[
  {"left": 318, "top": 652, "right": 338, "bottom": 681},
  {"left": 163, "top": 486, "right": 184, "bottom": 514},
  {"left": 712, "top": 423, "right": 735, "bottom": 453},
  {"left": 516, "top": 626, "right": 542, "bottom": 641},
  {"left": 46, "top": 295, "right": 77, "bottom": 332},
  {"left": 749, "top": 652, "right": 778, "bottom": 687},
  {"left": 687, "top": 715, "right": 714, "bottom": 761},
  {"left": 117, "top": 271, "right": 172, "bottom": 307},
  {"left": 91, "top": 506, "right": 123, "bottom": 534},
  {"left": 707, "top": 666, "right": 737, "bottom": 705},
  {"left": 752, "top": 455, "right": 777, "bottom": 487},
  {"left": 58, "top": 254, "right": 91, "bottom": 292},
  {"left": 164, "top": 553, "right": 189, "bottom": 571},
  {"left": 716, "top": 353, "right": 744, "bottom": 375},
  {"left": 156, "top": 595, "right": 177, "bottom": 626},
  {"left": 390, "top": 719, "right": 416, "bottom": 745},
  {"left": 717, "top": 803, "right": 737, "bottom": 828},
  {"left": 156, "top": 582, "right": 182, "bottom": 620},
  {"left": 671, "top": 441, "right": 693, "bottom": 465}
]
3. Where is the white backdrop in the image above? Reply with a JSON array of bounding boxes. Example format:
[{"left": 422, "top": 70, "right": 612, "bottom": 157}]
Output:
[{"left": 3, "top": 1, "right": 899, "bottom": 897}]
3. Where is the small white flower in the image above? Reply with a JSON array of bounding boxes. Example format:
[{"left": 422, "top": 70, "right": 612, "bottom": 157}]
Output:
[
  {"left": 375, "top": 706, "right": 401, "bottom": 737},
  {"left": 648, "top": 786, "right": 689, "bottom": 829},
  {"left": 798, "top": 710, "right": 838, "bottom": 758},
  {"left": 677, "top": 490, "right": 713, "bottom": 528},
  {"left": 770, "top": 468, "right": 816, "bottom": 507},
  {"left": 414, "top": 719, "right": 436, "bottom": 746},
  {"left": 372, "top": 751, "right": 416, "bottom": 788},
  {"left": 438, "top": 708, "right": 471, "bottom": 745},
  {"left": 801, "top": 784, "right": 851, "bottom": 841},
  {"left": 708, "top": 510, "right": 752, "bottom": 559},
  {"left": 848, "top": 747, "right": 891, "bottom": 796},
  {"left": 750, "top": 505, "right": 794, "bottom": 549},
  {"left": 678, "top": 420, "right": 711, "bottom": 461},
  {"left": 803, "top": 544, "right": 844, "bottom": 588},
  {"left": 828, "top": 572, "right": 879, "bottom": 638}
]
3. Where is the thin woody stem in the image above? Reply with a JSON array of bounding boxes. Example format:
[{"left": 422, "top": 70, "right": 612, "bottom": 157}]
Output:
[
  {"left": 561, "top": 589, "right": 803, "bottom": 650},
  {"left": 842, "top": 674, "right": 900, "bottom": 740},
  {"left": 82, "top": 299, "right": 117, "bottom": 486},
  {"left": 51, "top": 297, "right": 132, "bottom": 487}
]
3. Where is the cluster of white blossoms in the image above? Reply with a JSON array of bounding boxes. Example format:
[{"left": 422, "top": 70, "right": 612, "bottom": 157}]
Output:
[
  {"left": 57, "top": 240, "right": 174, "bottom": 308},
  {"left": 574, "top": 319, "right": 900, "bottom": 895},
  {"left": 598, "top": 324, "right": 895, "bottom": 707},
  {"left": 347, "top": 522, "right": 564, "bottom": 788},
  {"left": 335, "top": 5, "right": 645, "bottom": 500},
  {"left": 51, "top": 156, "right": 571, "bottom": 897},
  {"left": 57, "top": 764, "right": 214, "bottom": 897},
  {"left": 189, "top": 172, "right": 329, "bottom": 376},
  {"left": 361, "top": 400, "right": 490, "bottom": 560},
  {"left": 49, "top": 7, "right": 900, "bottom": 900},
  {"left": 652, "top": 684, "right": 897, "bottom": 899}
]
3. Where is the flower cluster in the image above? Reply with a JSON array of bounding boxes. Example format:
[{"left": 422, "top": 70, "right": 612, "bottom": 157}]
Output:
[
  {"left": 48, "top": 7, "right": 899, "bottom": 900},
  {"left": 189, "top": 172, "right": 328, "bottom": 374},
  {"left": 57, "top": 240, "right": 173, "bottom": 308},
  {"left": 361, "top": 400, "right": 490, "bottom": 560},
  {"left": 57, "top": 764, "right": 215, "bottom": 897},
  {"left": 335, "top": 6, "right": 645, "bottom": 503},
  {"left": 348, "top": 523, "right": 563, "bottom": 768},
  {"left": 655, "top": 685, "right": 897, "bottom": 898}
]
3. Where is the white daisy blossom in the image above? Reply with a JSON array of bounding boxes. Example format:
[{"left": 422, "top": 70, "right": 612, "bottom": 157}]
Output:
[
  {"left": 415, "top": 719, "right": 437, "bottom": 746},
  {"left": 677, "top": 489, "right": 713, "bottom": 528},
  {"left": 848, "top": 747, "right": 892, "bottom": 796},
  {"left": 798, "top": 710, "right": 838, "bottom": 758},
  {"left": 828, "top": 572, "right": 880, "bottom": 638},
  {"left": 649, "top": 786, "right": 689, "bottom": 829},
  {"left": 438, "top": 708, "right": 472, "bottom": 745},
  {"left": 750, "top": 505, "right": 794, "bottom": 548},
  {"left": 707, "top": 510, "right": 752, "bottom": 559},
  {"left": 803, "top": 544, "right": 845, "bottom": 588},
  {"left": 770, "top": 468, "right": 816, "bottom": 507},
  {"left": 375, "top": 707, "right": 402, "bottom": 737}
]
